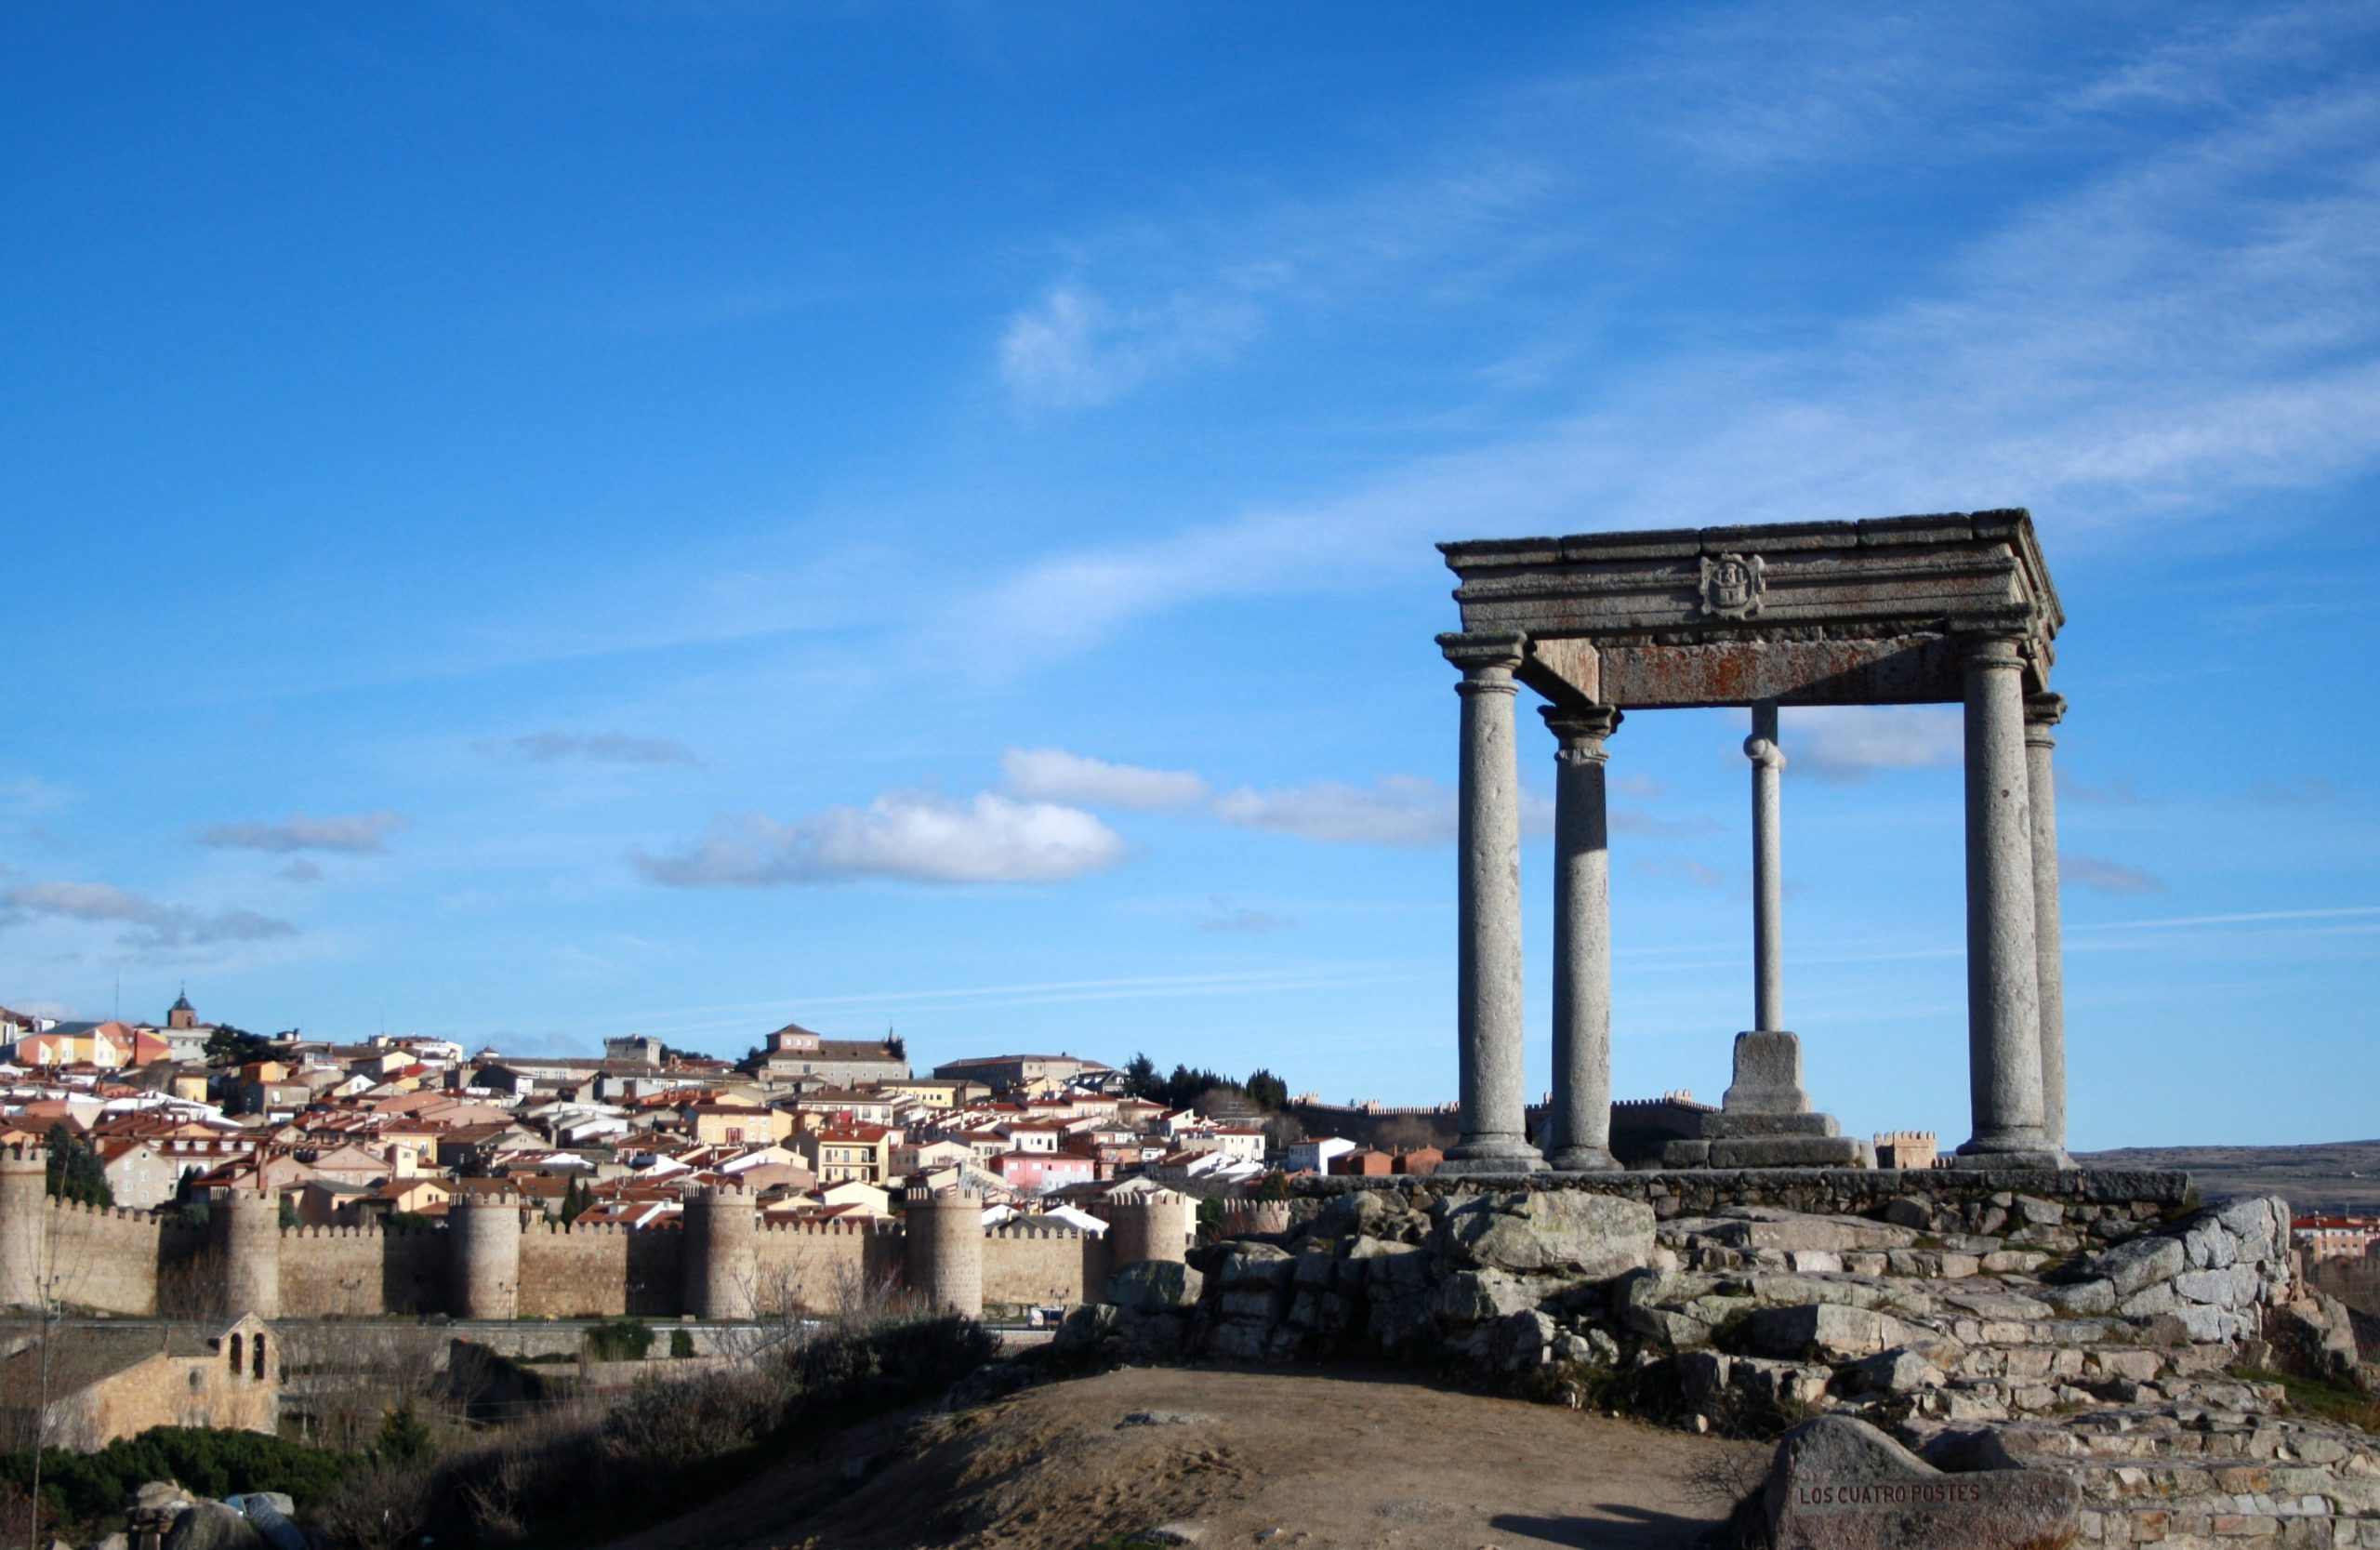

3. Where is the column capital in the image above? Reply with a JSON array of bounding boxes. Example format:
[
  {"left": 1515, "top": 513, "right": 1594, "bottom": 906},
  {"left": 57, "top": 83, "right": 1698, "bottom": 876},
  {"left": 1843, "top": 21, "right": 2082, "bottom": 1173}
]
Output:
[
  {"left": 1742, "top": 733, "right": 1787, "bottom": 770},
  {"left": 1958, "top": 632, "right": 2031, "bottom": 672},
  {"left": 1438, "top": 630, "right": 1527, "bottom": 678},
  {"left": 2025, "top": 691, "right": 2067, "bottom": 732},
  {"left": 1540, "top": 701, "right": 1621, "bottom": 750}
]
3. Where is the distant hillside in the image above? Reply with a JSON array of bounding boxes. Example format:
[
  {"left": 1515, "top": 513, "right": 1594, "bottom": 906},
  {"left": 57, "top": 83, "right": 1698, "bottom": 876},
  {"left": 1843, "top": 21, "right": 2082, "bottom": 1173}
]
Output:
[{"left": 2080, "top": 1140, "right": 2380, "bottom": 1214}]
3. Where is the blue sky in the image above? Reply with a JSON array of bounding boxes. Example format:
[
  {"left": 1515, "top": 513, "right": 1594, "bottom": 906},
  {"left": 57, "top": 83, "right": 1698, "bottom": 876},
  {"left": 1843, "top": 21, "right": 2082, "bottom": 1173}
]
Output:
[{"left": 3, "top": 3, "right": 2375, "bottom": 1148}]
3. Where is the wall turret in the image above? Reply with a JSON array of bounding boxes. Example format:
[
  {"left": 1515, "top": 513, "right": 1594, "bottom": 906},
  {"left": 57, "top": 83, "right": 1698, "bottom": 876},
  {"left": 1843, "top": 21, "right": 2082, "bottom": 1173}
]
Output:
[
  {"left": 211, "top": 1186, "right": 282, "bottom": 1319},
  {"left": 450, "top": 1193, "right": 523, "bottom": 1319},
  {"left": 681, "top": 1183, "right": 758, "bottom": 1319},
  {"left": 0, "top": 1144, "right": 48, "bottom": 1309},
  {"left": 901, "top": 1187, "right": 983, "bottom": 1318},
  {"left": 1101, "top": 1189, "right": 1194, "bottom": 1270}
]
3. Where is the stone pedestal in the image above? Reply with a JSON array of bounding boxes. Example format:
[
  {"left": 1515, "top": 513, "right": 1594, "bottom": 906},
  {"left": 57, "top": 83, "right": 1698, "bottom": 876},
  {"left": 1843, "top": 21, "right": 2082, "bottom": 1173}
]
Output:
[{"left": 1670, "top": 1030, "right": 1867, "bottom": 1168}]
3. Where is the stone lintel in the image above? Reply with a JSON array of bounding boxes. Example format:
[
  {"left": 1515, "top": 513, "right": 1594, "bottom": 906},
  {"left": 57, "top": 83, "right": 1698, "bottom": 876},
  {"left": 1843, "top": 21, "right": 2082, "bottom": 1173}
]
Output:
[{"left": 1443, "top": 510, "right": 2062, "bottom": 709}]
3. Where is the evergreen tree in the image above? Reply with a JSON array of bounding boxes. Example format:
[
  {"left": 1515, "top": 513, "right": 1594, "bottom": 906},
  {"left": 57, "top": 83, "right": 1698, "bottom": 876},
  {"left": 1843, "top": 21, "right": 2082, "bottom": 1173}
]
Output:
[{"left": 44, "top": 1123, "right": 111, "bottom": 1209}]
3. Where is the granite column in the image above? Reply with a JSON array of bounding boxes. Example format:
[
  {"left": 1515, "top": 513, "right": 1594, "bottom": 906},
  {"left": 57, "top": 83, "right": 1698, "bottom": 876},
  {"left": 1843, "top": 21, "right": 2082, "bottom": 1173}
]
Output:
[
  {"left": 2026, "top": 692, "right": 2069, "bottom": 1153},
  {"left": 1955, "top": 635, "right": 2065, "bottom": 1166},
  {"left": 1438, "top": 631, "right": 1544, "bottom": 1173},
  {"left": 1542, "top": 702, "right": 1621, "bottom": 1172}
]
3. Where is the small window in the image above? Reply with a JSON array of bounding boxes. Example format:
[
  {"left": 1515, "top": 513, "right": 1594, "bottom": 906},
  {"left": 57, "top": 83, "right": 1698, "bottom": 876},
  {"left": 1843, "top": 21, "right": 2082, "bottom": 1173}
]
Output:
[
  {"left": 253, "top": 1332, "right": 267, "bottom": 1381},
  {"left": 228, "top": 1333, "right": 242, "bottom": 1373}
]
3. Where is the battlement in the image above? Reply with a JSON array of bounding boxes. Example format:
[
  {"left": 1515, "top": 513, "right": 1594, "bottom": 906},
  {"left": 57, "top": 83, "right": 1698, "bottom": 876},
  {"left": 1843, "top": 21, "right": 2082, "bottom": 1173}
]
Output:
[
  {"left": 754, "top": 1217, "right": 891, "bottom": 1236},
  {"left": 985, "top": 1224, "right": 1087, "bottom": 1240},
  {"left": 0, "top": 1142, "right": 47, "bottom": 1168}
]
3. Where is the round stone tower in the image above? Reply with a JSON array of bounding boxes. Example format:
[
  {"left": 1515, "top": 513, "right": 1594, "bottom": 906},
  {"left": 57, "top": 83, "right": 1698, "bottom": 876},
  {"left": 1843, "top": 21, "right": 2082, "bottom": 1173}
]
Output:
[
  {"left": 0, "top": 1144, "right": 50, "bottom": 1309},
  {"left": 681, "top": 1183, "right": 758, "bottom": 1319},
  {"left": 901, "top": 1187, "right": 983, "bottom": 1318},
  {"left": 1104, "top": 1189, "right": 1194, "bottom": 1270},
  {"left": 449, "top": 1193, "right": 522, "bottom": 1320},
  {"left": 211, "top": 1186, "right": 282, "bottom": 1319}
]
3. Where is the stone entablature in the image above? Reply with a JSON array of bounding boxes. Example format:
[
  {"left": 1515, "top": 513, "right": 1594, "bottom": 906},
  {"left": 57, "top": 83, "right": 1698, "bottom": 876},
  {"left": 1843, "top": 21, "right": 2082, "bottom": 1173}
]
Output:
[{"left": 1442, "top": 511, "right": 2060, "bottom": 709}]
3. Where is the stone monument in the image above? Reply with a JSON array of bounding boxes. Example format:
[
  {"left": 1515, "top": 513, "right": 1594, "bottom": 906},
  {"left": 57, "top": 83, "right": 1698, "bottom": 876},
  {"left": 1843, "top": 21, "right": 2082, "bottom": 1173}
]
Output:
[{"left": 1434, "top": 510, "right": 2072, "bottom": 1173}]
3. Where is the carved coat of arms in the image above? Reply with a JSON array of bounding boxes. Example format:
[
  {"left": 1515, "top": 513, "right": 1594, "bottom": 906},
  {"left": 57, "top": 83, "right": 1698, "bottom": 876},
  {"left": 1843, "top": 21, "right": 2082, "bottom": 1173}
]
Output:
[{"left": 1699, "top": 551, "right": 1765, "bottom": 618}]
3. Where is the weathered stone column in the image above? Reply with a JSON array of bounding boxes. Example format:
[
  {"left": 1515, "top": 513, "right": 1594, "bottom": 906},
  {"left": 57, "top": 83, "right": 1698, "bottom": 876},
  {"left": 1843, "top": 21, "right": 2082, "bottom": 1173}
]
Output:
[
  {"left": 2026, "top": 692, "right": 2069, "bottom": 1153},
  {"left": 1747, "top": 700, "right": 1785, "bottom": 1033},
  {"left": 1436, "top": 631, "right": 1543, "bottom": 1173},
  {"left": 1541, "top": 702, "right": 1621, "bottom": 1172},
  {"left": 1955, "top": 636, "right": 2066, "bottom": 1167}
]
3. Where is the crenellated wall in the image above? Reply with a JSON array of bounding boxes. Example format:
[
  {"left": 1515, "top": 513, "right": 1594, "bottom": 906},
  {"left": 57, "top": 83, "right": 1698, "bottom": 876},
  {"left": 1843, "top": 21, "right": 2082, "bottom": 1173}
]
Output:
[
  {"left": 982, "top": 1224, "right": 1106, "bottom": 1310},
  {"left": 0, "top": 1147, "right": 1104, "bottom": 1320}
]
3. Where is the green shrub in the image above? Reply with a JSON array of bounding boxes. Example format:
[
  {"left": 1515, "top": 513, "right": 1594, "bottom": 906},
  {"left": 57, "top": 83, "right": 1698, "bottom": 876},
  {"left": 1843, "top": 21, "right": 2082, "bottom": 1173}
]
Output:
[
  {"left": 668, "top": 1329, "right": 694, "bottom": 1358},
  {"left": 0, "top": 1426, "right": 354, "bottom": 1536},
  {"left": 583, "top": 1319, "right": 654, "bottom": 1362}
]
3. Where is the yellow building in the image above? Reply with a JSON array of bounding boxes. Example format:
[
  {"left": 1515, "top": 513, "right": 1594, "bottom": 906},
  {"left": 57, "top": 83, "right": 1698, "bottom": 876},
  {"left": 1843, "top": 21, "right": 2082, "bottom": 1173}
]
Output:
[{"left": 0, "top": 1315, "right": 277, "bottom": 1451}]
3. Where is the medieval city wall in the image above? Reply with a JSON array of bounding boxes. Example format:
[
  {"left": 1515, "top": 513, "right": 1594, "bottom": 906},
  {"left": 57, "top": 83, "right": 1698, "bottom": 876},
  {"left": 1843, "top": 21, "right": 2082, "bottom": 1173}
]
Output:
[
  {"left": 748, "top": 1219, "right": 887, "bottom": 1313},
  {"left": 983, "top": 1225, "right": 1104, "bottom": 1309},
  {"left": 518, "top": 1221, "right": 633, "bottom": 1318},
  {"left": 41, "top": 1199, "right": 165, "bottom": 1316},
  {"left": 280, "top": 1225, "right": 445, "bottom": 1318}
]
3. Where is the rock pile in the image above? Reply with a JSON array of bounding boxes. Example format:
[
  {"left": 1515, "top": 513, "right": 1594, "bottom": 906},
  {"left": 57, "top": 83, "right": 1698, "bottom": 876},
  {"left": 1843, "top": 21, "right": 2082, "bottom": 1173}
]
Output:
[{"left": 1061, "top": 1182, "right": 2380, "bottom": 1550}]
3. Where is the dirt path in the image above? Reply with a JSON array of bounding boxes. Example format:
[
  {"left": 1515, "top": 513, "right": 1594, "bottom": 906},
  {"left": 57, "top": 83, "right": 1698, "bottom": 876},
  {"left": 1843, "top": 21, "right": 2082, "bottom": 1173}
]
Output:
[{"left": 597, "top": 1365, "right": 1767, "bottom": 1550}]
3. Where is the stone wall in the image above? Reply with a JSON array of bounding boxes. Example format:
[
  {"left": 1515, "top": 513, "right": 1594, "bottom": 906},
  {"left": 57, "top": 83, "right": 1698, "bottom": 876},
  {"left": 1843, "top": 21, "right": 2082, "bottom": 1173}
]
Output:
[
  {"left": 42, "top": 1199, "right": 165, "bottom": 1316},
  {"left": 518, "top": 1222, "right": 633, "bottom": 1318},
  {"left": 1290, "top": 1166, "right": 2192, "bottom": 1220},
  {"left": 983, "top": 1225, "right": 1104, "bottom": 1311}
]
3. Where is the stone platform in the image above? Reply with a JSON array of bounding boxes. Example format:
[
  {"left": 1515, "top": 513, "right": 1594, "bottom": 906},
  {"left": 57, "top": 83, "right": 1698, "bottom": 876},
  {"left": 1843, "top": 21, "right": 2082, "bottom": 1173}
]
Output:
[{"left": 1291, "top": 1167, "right": 2193, "bottom": 1221}]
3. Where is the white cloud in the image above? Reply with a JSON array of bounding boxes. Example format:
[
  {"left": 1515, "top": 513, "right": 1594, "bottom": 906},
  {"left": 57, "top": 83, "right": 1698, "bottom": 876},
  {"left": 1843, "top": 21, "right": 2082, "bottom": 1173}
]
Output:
[
  {"left": 1216, "top": 775, "right": 1460, "bottom": 848},
  {"left": 634, "top": 791, "right": 1125, "bottom": 887},
  {"left": 196, "top": 811, "right": 412, "bottom": 854},
  {"left": 2063, "top": 854, "right": 2169, "bottom": 894},
  {"left": 0, "top": 881, "right": 298, "bottom": 950},
  {"left": 1001, "top": 748, "right": 1210, "bottom": 810},
  {"left": 998, "top": 284, "right": 1260, "bottom": 409},
  {"left": 1783, "top": 707, "right": 1964, "bottom": 784},
  {"left": 477, "top": 731, "right": 698, "bottom": 766}
]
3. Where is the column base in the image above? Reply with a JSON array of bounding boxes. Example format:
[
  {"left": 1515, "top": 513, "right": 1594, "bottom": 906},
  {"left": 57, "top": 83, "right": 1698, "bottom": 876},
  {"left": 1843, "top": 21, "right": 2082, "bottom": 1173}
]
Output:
[
  {"left": 1438, "top": 1138, "right": 1548, "bottom": 1176},
  {"left": 1545, "top": 1146, "right": 1621, "bottom": 1172}
]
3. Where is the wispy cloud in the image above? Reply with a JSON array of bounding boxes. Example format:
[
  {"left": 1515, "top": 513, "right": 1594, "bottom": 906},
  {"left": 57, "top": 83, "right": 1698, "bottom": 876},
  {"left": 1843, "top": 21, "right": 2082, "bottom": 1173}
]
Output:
[
  {"left": 633, "top": 791, "right": 1125, "bottom": 887},
  {"left": 2240, "top": 776, "right": 2341, "bottom": 807},
  {"left": 1786, "top": 707, "right": 1964, "bottom": 783},
  {"left": 196, "top": 811, "right": 412, "bottom": 854},
  {"left": 998, "top": 284, "right": 1262, "bottom": 409},
  {"left": 475, "top": 731, "right": 699, "bottom": 767},
  {"left": 1197, "top": 896, "right": 1294, "bottom": 934},
  {"left": 279, "top": 860, "right": 324, "bottom": 885},
  {"left": 2062, "top": 854, "right": 2169, "bottom": 894},
  {"left": 957, "top": 8, "right": 2380, "bottom": 669},
  {"left": 1633, "top": 857, "right": 1730, "bottom": 890},
  {"left": 2058, "top": 772, "right": 2149, "bottom": 806},
  {"left": 1214, "top": 775, "right": 1461, "bottom": 848},
  {"left": 1001, "top": 748, "right": 1209, "bottom": 810},
  {"left": 0, "top": 881, "right": 298, "bottom": 951}
]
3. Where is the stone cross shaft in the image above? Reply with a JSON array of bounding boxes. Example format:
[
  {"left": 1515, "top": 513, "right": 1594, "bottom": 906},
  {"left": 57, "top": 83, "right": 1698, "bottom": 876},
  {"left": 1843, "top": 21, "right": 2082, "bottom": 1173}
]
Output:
[{"left": 1747, "top": 700, "right": 1786, "bottom": 1034}]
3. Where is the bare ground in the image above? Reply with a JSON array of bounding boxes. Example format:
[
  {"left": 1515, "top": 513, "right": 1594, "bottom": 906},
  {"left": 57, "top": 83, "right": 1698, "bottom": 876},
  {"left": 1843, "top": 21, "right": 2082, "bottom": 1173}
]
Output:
[{"left": 596, "top": 1365, "right": 1767, "bottom": 1550}]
